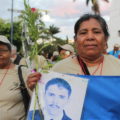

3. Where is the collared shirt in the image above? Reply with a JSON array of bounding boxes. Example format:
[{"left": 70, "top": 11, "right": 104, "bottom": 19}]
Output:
[
  {"left": 43, "top": 108, "right": 63, "bottom": 120},
  {"left": 0, "top": 65, "right": 30, "bottom": 120},
  {"left": 52, "top": 55, "right": 120, "bottom": 75}
]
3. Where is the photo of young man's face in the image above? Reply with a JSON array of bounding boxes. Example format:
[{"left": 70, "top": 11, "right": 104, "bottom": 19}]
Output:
[
  {"left": 27, "top": 72, "right": 88, "bottom": 120},
  {"left": 44, "top": 84, "right": 69, "bottom": 116}
]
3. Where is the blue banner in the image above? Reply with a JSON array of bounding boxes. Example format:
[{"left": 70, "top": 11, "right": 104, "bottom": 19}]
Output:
[
  {"left": 27, "top": 72, "right": 88, "bottom": 120},
  {"left": 79, "top": 75, "right": 120, "bottom": 120}
]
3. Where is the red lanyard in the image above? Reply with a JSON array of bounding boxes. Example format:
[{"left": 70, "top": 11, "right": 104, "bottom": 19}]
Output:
[
  {"left": 77, "top": 56, "right": 90, "bottom": 75},
  {"left": 77, "top": 56, "right": 104, "bottom": 75}
]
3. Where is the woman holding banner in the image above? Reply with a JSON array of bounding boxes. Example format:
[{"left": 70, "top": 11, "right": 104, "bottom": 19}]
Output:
[
  {"left": 27, "top": 14, "right": 120, "bottom": 86},
  {"left": 27, "top": 14, "right": 120, "bottom": 119},
  {"left": 51, "top": 14, "right": 120, "bottom": 75}
]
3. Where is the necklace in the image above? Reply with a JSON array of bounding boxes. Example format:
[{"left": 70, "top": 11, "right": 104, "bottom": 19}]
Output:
[
  {"left": 77, "top": 56, "right": 104, "bottom": 75},
  {"left": 0, "top": 63, "right": 11, "bottom": 86},
  {"left": 91, "top": 57, "right": 104, "bottom": 75}
]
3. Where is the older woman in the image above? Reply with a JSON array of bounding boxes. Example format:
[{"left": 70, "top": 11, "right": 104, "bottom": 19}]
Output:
[
  {"left": 27, "top": 14, "right": 120, "bottom": 120},
  {"left": 0, "top": 35, "right": 39, "bottom": 120},
  {"left": 51, "top": 14, "right": 120, "bottom": 75},
  {"left": 27, "top": 13, "right": 120, "bottom": 87}
]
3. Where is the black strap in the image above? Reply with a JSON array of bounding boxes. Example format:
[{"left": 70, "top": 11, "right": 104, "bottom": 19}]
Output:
[
  {"left": 77, "top": 56, "right": 90, "bottom": 75},
  {"left": 14, "top": 54, "right": 22, "bottom": 65},
  {"left": 18, "top": 65, "right": 30, "bottom": 114}
]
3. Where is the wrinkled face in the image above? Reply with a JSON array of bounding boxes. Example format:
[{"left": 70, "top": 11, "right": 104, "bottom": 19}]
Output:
[
  {"left": 0, "top": 44, "right": 11, "bottom": 68},
  {"left": 75, "top": 18, "right": 107, "bottom": 60},
  {"left": 44, "top": 84, "right": 69, "bottom": 117}
]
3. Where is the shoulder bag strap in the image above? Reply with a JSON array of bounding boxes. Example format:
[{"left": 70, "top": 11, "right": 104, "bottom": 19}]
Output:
[
  {"left": 18, "top": 65, "right": 30, "bottom": 114},
  {"left": 14, "top": 55, "right": 22, "bottom": 65}
]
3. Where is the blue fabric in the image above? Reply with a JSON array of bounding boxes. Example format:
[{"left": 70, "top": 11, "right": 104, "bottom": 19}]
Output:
[
  {"left": 27, "top": 75, "right": 120, "bottom": 120},
  {"left": 27, "top": 110, "right": 40, "bottom": 120},
  {"left": 108, "top": 50, "right": 120, "bottom": 58},
  {"left": 77, "top": 75, "right": 120, "bottom": 120}
]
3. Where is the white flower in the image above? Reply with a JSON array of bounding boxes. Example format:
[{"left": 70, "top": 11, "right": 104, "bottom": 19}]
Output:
[{"left": 37, "top": 38, "right": 43, "bottom": 44}]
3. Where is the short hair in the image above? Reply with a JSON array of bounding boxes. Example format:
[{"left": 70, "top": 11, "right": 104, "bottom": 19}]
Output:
[
  {"left": 0, "top": 41, "right": 11, "bottom": 51},
  {"left": 45, "top": 78, "right": 72, "bottom": 97},
  {"left": 74, "top": 14, "right": 109, "bottom": 39}
]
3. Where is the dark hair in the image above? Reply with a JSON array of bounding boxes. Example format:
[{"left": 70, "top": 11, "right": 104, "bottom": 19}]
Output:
[
  {"left": 58, "top": 47, "right": 63, "bottom": 53},
  {"left": 52, "top": 56, "right": 58, "bottom": 61},
  {"left": 0, "top": 42, "right": 11, "bottom": 51},
  {"left": 74, "top": 14, "right": 109, "bottom": 39},
  {"left": 45, "top": 78, "right": 72, "bottom": 97},
  {"left": 47, "top": 52, "right": 53, "bottom": 59}
]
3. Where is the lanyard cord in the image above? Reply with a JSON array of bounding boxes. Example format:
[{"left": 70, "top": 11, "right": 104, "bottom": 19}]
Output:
[
  {"left": 0, "top": 63, "right": 11, "bottom": 86},
  {"left": 77, "top": 55, "right": 104, "bottom": 75},
  {"left": 0, "top": 69, "right": 9, "bottom": 85},
  {"left": 77, "top": 55, "right": 90, "bottom": 75}
]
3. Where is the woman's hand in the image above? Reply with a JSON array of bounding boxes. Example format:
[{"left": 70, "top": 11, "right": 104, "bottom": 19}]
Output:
[{"left": 27, "top": 72, "right": 41, "bottom": 90}]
